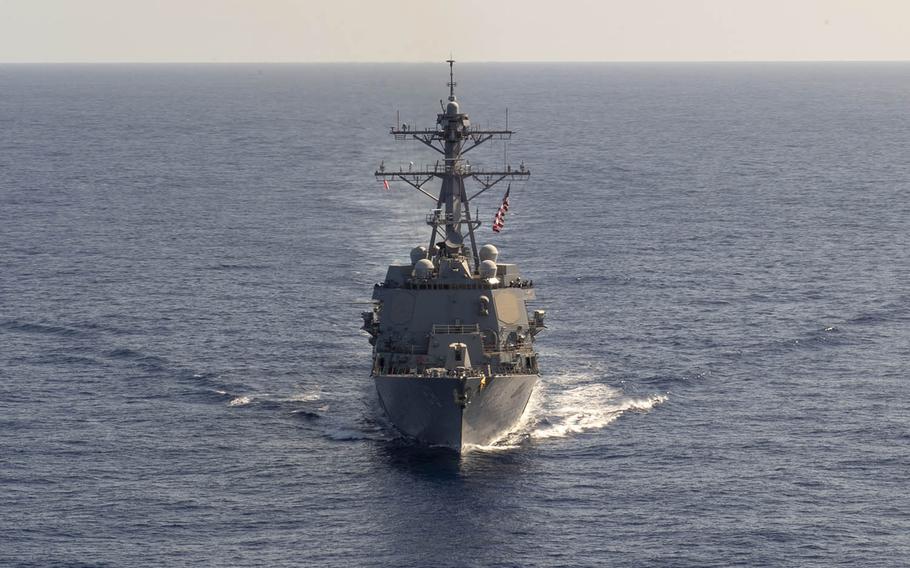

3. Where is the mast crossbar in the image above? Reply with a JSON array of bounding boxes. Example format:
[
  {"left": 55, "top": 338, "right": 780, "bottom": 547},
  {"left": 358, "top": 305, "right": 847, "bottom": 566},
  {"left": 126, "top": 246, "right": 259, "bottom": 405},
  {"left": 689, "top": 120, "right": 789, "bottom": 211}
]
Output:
[
  {"left": 459, "top": 134, "right": 493, "bottom": 156},
  {"left": 389, "top": 128, "right": 513, "bottom": 139},
  {"left": 376, "top": 170, "right": 442, "bottom": 179},
  {"left": 378, "top": 174, "right": 437, "bottom": 201},
  {"left": 466, "top": 171, "right": 528, "bottom": 201},
  {"left": 378, "top": 60, "right": 529, "bottom": 268},
  {"left": 413, "top": 134, "right": 445, "bottom": 154}
]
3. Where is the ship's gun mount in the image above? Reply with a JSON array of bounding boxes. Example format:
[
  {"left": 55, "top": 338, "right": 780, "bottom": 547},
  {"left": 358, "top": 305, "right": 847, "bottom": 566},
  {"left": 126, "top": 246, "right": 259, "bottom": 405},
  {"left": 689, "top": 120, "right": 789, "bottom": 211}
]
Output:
[{"left": 445, "top": 342, "right": 472, "bottom": 371}]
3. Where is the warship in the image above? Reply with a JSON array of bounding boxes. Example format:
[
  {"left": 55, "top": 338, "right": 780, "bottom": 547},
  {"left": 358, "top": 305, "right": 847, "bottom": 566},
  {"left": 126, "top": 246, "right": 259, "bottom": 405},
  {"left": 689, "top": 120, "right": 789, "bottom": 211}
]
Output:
[{"left": 362, "top": 60, "right": 545, "bottom": 450}]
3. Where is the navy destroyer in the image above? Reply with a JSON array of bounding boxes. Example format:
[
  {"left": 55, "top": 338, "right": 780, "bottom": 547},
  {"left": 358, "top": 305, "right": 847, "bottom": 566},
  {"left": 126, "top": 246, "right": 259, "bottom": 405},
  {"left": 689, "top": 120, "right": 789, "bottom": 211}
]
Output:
[{"left": 362, "top": 60, "right": 545, "bottom": 450}]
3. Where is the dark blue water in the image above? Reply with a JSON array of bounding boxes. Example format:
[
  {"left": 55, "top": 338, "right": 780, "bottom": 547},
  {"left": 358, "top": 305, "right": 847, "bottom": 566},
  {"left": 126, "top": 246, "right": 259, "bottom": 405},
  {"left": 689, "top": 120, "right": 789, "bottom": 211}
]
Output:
[{"left": 2, "top": 63, "right": 909, "bottom": 567}]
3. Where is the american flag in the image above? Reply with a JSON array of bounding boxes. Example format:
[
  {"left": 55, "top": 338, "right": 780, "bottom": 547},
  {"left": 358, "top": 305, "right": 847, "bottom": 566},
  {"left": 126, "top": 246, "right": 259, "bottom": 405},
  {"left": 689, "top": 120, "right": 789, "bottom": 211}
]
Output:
[
  {"left": 383, "top": 179, "right": 390, "bottom": 191},
  {"left": 492, "top": 184, "right": 511, "bottom": 233}
]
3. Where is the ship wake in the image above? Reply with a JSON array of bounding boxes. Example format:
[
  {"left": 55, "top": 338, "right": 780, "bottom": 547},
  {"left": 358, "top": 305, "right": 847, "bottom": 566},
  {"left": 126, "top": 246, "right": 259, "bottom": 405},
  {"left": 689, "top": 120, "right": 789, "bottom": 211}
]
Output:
[{"left": 501, "top": 374, "right": 667, "bottom": 445}]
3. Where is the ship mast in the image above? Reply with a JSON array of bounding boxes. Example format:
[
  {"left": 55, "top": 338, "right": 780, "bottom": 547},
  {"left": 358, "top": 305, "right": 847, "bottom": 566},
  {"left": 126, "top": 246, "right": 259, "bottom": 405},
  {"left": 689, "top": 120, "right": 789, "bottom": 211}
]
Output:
[{"left": 375, "top": 60, "right": 530, "bottom": 271}]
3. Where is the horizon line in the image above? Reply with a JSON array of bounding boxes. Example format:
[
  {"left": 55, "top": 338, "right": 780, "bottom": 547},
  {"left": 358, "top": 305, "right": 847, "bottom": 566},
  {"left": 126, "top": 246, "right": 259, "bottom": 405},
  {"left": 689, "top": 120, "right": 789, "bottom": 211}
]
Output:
[{"left": 1, "top": 59, "right": 910, "bottom": 65}]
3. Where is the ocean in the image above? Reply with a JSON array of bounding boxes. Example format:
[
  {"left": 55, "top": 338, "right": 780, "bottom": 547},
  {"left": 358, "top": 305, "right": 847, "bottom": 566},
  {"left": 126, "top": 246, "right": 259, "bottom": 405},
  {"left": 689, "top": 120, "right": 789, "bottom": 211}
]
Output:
[{"left": 1, "top": 62, "right": 908, "bottom": 567}]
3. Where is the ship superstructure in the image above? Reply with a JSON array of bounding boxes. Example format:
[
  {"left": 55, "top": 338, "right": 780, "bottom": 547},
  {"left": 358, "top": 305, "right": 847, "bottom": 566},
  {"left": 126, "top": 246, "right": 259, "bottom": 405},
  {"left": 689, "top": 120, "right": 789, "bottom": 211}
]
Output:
[{"left": 362, "top": 60, "right": 545, "bottom": 449}]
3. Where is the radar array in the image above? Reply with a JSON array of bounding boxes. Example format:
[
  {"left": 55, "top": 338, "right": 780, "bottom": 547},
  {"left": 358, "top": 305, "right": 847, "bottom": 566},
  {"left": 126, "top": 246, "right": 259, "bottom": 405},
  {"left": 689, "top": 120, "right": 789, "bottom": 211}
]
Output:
[{"left": 375, "top": 60, "right": 530, "bottom": 271}]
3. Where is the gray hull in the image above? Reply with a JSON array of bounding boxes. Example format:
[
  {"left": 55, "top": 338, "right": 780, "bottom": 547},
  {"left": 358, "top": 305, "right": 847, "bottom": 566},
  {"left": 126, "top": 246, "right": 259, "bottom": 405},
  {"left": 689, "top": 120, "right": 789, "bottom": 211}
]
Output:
[{"left": 375, "top": 374, "right": 538, "bottom": 450}]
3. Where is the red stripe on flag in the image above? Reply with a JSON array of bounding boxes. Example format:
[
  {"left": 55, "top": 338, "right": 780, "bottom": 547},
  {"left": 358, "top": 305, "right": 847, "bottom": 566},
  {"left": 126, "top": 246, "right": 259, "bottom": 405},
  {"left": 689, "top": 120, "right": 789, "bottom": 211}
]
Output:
[{"left": 492, "top": 185, "right": 511, "bottom": 232}]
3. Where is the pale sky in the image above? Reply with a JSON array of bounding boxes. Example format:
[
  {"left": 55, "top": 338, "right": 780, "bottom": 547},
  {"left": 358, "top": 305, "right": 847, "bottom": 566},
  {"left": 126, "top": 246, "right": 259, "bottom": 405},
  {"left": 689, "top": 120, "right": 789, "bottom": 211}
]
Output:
[{"left": 1, "top": 0, "right": 909, "bottom": 63}]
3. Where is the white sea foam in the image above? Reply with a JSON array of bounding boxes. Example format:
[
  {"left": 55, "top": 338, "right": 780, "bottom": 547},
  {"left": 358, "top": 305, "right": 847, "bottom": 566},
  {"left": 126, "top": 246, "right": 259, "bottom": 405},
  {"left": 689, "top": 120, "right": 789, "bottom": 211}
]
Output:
[
  {"left": 463, "top": 442, "right": 524, "bottom": 453},
  {"left": 259, "top": 390, "right": 322, "bottom": 403},
  {"left": 227, "top": 390, "right": 321, "bottom": 407},
  {"left": 286, "top": 392, "right": 321, "bottom": 402},
  {"left": 519, "top": 377, "right": 667, "bottom": 441}
]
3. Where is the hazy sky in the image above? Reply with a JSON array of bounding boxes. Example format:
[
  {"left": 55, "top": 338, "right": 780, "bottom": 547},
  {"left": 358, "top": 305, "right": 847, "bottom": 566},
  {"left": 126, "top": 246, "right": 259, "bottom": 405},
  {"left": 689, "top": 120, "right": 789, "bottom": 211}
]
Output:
[{"left": 1, "top": 0, "right": 909, "bottom": 63}]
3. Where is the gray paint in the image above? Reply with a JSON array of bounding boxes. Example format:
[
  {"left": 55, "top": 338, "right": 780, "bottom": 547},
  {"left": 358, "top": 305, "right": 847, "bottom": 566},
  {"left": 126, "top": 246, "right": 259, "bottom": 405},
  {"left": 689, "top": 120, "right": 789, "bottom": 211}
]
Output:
[
  {"left": 364, "top": 61, "right": 545, "bottom": 451},
  {"left": 375, "top": 374, "right": 538, "bottom": 448}
]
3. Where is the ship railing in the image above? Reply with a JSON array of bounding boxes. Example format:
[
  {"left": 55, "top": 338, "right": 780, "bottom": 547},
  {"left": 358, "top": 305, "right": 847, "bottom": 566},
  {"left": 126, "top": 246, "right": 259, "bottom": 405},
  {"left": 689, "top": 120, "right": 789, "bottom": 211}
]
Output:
[
  {"left": 425, "top": 210, "right": 457, "bottom": 225},
  {"left": 432, "top": 324, "right": 480, "bottom": 335},
  {"left": 418, "top": 367, "right": 486, "bottom": 379},
  {"left": 407, "top": 281, "right": 488, "bottom": 290},
  {"left": 425, "top": 210, "right": 464, "bottom": 225}
]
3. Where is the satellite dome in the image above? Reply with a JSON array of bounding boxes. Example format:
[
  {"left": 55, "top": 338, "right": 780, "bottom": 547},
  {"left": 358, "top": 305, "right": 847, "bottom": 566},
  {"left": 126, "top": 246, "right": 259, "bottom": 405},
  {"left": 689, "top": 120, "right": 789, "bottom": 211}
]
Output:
[
  {"left": 446, "top": 100, "right": 460, "bottom": 115},
  {"left": 410, "top": 246, "right": 428, "bottom": 265},
  {"left": 479, "top": 259, "right": 498, "bottom": 279},
  {"left": 479, "top": 244, "right": 499, "bottom": 263},
  {"left": 414, "top": 258, "right": 434, "bottom": 279}
]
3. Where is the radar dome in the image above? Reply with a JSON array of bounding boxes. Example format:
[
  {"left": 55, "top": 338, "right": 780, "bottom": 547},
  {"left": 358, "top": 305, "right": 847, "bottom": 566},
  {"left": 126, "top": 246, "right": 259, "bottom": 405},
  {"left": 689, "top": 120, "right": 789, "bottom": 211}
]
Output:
[
  {"left": 479, "top": 259, "right": 498, "bottom": 279},
  {"left": 414, "top": 258, "right": 434, "bottom": 279},
  {"left": 446, "top": 100, "right": 460, "bottom": 115},
  {"left": 479, "top": 244, "right": 499, "bottom": 263},
  {"left": 410, "top": 246, "right": 428, "bottom": 265}
]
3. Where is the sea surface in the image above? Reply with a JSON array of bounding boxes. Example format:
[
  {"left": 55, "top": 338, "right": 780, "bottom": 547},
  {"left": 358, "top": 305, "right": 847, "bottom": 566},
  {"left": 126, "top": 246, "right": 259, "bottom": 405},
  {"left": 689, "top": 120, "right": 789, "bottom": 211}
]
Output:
[{"left": 1, "top": 63, "right": 908, "bottom": 567}]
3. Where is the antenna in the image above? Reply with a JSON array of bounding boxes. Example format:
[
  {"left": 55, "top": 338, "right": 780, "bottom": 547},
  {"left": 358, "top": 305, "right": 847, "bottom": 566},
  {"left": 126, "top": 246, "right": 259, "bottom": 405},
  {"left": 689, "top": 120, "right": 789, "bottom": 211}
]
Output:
[
  {"left": 446, "top": 58, "right": 456, "bottom": 100},
  {"left": 375, "top": 60, "right": 529, "bottom": 269}
]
